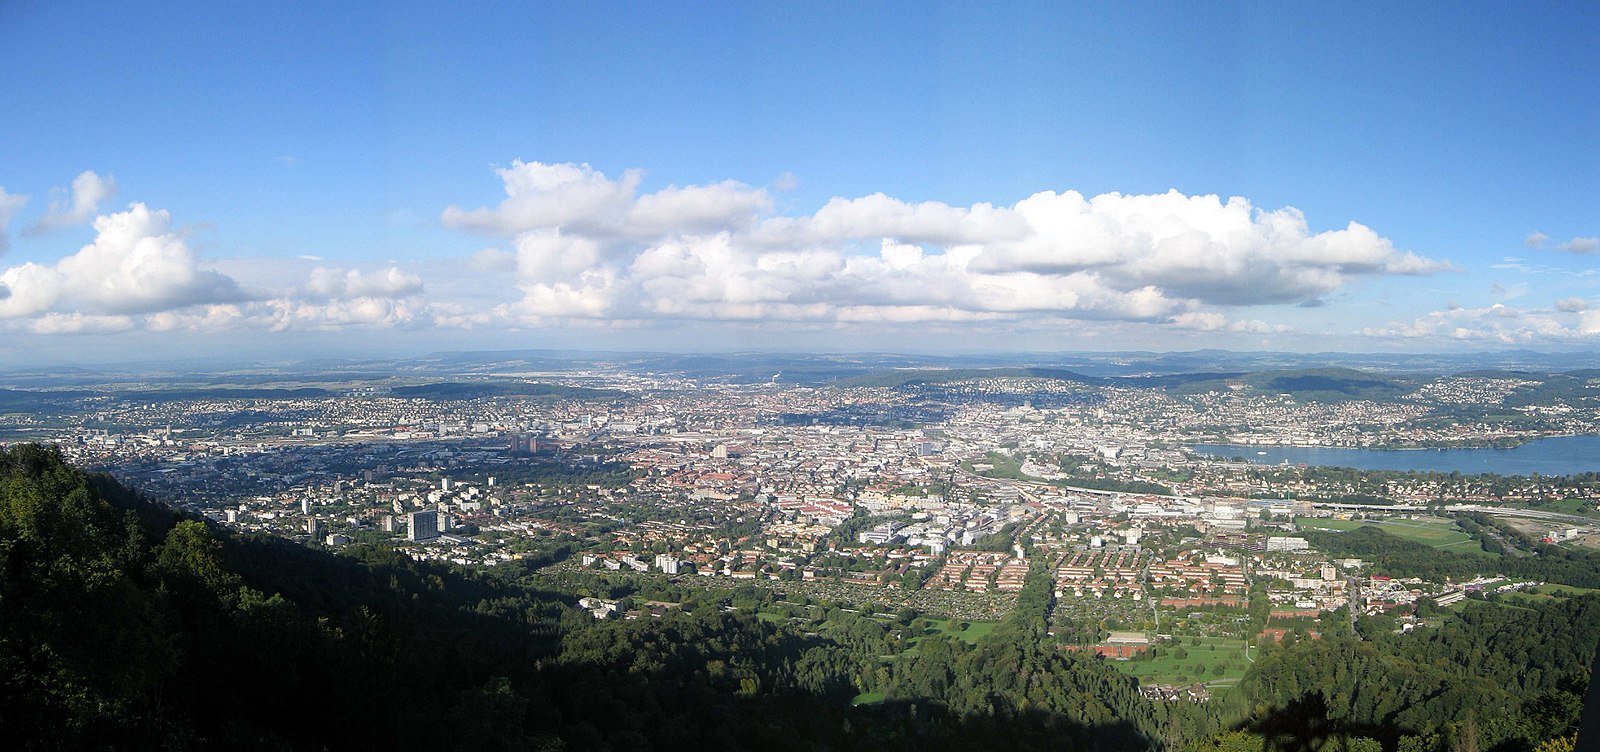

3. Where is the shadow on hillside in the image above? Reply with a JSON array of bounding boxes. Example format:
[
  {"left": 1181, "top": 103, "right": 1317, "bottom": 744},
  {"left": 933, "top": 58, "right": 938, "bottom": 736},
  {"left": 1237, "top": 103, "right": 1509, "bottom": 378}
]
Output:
[{"left": 1246, "top": 691, "right": 1404, "bottom": 752}]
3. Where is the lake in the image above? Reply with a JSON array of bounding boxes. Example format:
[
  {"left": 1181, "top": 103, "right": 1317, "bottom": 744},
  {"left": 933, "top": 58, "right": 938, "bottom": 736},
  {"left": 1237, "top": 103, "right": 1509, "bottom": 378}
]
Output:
[{"left": 1188, "top": 435, "right": 1600, "bottom": 476}]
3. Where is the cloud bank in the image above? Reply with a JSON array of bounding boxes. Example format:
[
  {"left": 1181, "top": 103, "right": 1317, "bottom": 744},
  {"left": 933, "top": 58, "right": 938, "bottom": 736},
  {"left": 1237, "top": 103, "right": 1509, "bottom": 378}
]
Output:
[
  {"left": 1361, "top": 302, "right": 1600, "bottom": 344},
  {"left": 8, "top": 161, "right": 1503, "bottom": 349},
  {"left": 1527, "top": 231, "right": 1600, "bottom": 255},
  {"left": 0, "top": 197, "right": 428, "bottom": 336},
  {"left": 442, "top": 161, "right": 1452, "bottom": 331}
]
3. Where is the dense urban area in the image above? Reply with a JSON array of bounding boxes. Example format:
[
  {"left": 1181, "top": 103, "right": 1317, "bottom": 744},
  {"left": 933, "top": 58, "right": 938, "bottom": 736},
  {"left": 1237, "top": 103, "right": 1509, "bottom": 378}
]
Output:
[{"left": 5, "top": 358, "right": 1600, "bottom": 751}]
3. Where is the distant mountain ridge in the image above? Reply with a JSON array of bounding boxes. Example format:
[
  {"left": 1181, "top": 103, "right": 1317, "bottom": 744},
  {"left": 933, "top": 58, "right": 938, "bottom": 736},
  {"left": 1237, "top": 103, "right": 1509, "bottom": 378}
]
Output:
[
  {"left": 836, "top": 366, "right": 1417, "bottom": 402},
  {"left": 11, "top": 348, "right": 1600, "bottom": 385}
]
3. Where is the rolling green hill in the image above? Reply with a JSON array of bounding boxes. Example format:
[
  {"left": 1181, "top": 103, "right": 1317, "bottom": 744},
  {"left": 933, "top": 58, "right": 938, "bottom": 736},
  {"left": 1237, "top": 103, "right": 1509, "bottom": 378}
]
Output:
[
  {"left": 1168, "top": 367, "right": 1419, "bottom": 402},
  {"left": 389, "top": 381, "right": 624, "bottom": 400},
  {"left": 844, "top": 365, "right": 1413, "bottom": 403}
]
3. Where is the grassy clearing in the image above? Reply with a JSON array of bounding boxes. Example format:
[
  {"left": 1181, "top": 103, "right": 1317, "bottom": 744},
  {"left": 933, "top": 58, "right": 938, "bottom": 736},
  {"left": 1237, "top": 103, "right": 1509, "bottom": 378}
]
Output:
[
  {"left": 964, "top": 451, "right": 1034, "bottom": 481},
  {"left": 909, "top": 617, "right": 997, "bottom": 643},
  {"left": 1463, "top": 597, "right": 1535, "bottom": 612},
  {"left": 1297, "top": 516, "right": 1485, "bottom": 552},
  {"left": 850, "top": 692, "right": 886, "bottom": 706},
  {"left": 1503, "top": 592, "right": 1555, "bottom": 605},
  {"left": 1535, "top": 583, "right": 1600, "bottom": 597},
  {"left": 897, "top": 618, "right": 999, "bottom": 655},
  {"left": 1433, "top": 538, "right": 1498, "bottom": 557},
  {"left": 947, "top": 620, "right": 998, "bottom": 642},
  {"left": 1114, "top": 636, "right": 1250, "bottom": 687},
  {"left": 1503, "top": 583, "right": 1600, "bottom": 605}
]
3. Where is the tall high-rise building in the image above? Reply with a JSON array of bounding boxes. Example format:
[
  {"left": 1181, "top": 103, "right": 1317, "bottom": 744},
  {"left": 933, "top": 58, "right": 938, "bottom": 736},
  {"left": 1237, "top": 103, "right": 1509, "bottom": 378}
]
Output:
[
  {"left": 306, "top": 517, "right": 322, "bottom": 538},
  {"left": 407, "top": 510, "right": 439, "bottom": 541}
]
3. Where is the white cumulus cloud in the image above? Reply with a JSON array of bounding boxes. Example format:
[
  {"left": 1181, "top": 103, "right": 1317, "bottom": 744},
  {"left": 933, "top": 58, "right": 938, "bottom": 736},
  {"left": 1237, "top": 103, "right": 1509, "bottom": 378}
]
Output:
[
  {"left": 0, "top": 202, "right": 244, "bottom": 319},
  {"left": 447, "top": 162, "right": 1451, "bottom": 329},
  {"left": 266, "top": 297, "right": 423, "bottom": 331},
  {"left": 443, "top": 161, "right": 775, "bottom": 240},
  {"left": 303, "top": 266, "right": 424, "bottom": 300},
  {"left": 27, "top": 171, "right": 117, "bottom": 234}
]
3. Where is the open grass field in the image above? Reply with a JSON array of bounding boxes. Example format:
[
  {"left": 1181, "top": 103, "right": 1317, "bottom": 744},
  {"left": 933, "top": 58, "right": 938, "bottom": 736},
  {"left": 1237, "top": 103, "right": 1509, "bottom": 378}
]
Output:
[
  {"left": 1114, "top": 636, "right": 1250, "bottom": 688},
  {"left": 1296, "top": 516, "right": 1493, "bottom": 555},
  {"left": 896, "top": 617, "right": 998, "bottom": 656},
  {"left": 1433, "top": 538, "right": 1498, "bottom": 556},
  {"left": 1533, "top": 583, "right": 1600, "bottom": 597},
  {"left": 940, "top": 619, "right": 998, "bottom": 643},
  {"left": 1502, "top": 583, "right": 1600, "bottom": 606},
  {"left": 1457, "top": 596, "right": 1534, "bottom": 613}
]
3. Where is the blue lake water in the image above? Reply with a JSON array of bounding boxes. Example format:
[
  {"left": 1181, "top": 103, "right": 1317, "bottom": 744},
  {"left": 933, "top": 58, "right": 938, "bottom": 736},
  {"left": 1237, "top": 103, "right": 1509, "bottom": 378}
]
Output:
[{"left": 1189, "top": 435, "right": 1600, "bottom": 476}]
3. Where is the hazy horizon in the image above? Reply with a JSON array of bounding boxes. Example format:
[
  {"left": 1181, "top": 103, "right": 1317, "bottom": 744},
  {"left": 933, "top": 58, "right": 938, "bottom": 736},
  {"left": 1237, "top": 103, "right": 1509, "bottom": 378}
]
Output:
[{"left": 8, "top": 343, "right": 1600, "bottom": 377}]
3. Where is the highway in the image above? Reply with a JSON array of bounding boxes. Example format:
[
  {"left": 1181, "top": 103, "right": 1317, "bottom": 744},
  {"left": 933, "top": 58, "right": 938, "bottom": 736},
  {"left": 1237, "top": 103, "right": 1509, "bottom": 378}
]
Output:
[{"left": 1307, "top": 500, "right": 1598, "bottom": 527}]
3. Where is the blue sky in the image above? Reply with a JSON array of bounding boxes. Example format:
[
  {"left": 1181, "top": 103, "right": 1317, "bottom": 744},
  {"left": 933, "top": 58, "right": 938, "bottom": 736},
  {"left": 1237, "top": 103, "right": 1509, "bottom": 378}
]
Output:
[{"left": 1, "top": 2, "right": 1596, "bottom": 363}]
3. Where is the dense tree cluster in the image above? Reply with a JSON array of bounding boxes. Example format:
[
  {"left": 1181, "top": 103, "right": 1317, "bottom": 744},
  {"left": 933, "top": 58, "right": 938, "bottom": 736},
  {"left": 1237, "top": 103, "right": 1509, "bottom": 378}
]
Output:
[{"left": 1230, "top": 593, "right": 1595, "bottom": 751}]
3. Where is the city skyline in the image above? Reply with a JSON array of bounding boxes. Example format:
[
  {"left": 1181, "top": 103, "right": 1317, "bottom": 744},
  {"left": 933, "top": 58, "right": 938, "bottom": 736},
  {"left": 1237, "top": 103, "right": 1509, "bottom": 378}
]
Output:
[{"left": 2, "top": 2, "right": 1597, "bottom": 364}]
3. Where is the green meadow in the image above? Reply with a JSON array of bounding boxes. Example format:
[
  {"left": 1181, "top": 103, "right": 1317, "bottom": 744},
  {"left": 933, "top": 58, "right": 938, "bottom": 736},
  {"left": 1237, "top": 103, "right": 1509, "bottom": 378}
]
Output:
[
  {"left": 1296, "top": 516, "right": 1491, "bottom": 555},
  {"left": 1114, "top": 636, "right": 1250, "bottom": 688}
]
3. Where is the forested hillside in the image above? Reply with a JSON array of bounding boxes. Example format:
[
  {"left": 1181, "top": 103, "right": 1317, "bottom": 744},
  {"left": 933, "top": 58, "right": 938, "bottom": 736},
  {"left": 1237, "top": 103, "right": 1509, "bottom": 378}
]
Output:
[{"left": 1232, "top": 599, "right": 1595, "bottom": 751}]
